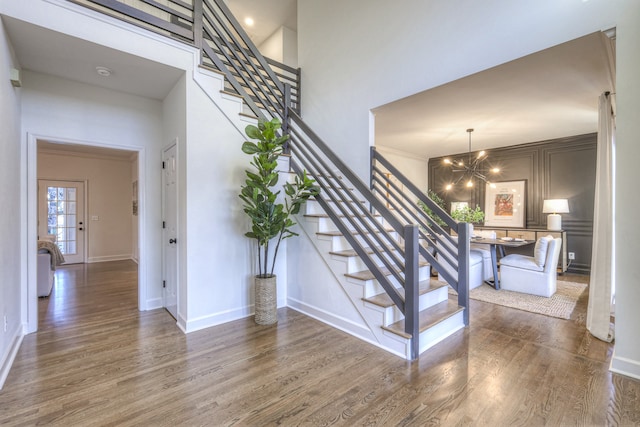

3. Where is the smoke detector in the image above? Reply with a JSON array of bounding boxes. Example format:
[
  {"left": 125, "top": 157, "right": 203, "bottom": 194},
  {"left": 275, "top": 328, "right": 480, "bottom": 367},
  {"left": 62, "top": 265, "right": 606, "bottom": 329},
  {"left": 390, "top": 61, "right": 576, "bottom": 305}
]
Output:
[{"left": 95, "top": 66, "right": 113, "bottom": 77}]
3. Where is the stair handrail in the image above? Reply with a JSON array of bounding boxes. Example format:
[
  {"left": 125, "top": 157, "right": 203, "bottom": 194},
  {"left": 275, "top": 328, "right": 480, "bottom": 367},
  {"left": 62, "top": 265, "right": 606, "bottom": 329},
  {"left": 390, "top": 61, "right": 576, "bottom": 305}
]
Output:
[
  {"left": 370, "top": 147, "right": 470, "bottom": 325},
  {"left": 287, "top": 110, "right": 430, "bottom": 358},
  {"left": 200, "top": 0, "right": 287, "bottom": 121}
]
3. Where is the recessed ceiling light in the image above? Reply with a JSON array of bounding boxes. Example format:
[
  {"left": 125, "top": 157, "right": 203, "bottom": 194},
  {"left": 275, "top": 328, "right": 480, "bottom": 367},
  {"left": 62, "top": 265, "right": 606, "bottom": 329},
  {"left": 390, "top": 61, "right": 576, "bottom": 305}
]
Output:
[
  {"left": 95, "top": 66, "right": 112, "bottom": 77},
  {"left": 244, "top": 17, "right": 254, "bottom": 26}
]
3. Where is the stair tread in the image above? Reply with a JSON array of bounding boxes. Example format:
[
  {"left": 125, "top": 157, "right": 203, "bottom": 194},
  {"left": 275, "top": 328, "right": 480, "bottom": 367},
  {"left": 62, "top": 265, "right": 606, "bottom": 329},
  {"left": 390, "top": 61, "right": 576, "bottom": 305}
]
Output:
[
  {"left": 330, "top": 246, "right": 384, "bottom": 257},
  {"left": 304, "top": 212, "right": 381, "bottom": 219},
  {"left": 381, "top": 299, "right": 464, "bottom": 339},
  {"left": 362, "top": 279, "right": 448, "bottom": 308},
  {"left": 317, "top": 227, "right": 395, "bottom": 237},
  {"left": 345, "top": 260, "right": 430, "bottom": 281}
]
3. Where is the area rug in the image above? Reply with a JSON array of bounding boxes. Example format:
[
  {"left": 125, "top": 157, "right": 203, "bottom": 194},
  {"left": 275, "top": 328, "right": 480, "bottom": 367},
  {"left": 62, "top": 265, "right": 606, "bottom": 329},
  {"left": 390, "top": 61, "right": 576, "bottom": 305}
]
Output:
[{"left": 449, "top": 281, "right": 587, "bottom": 319}]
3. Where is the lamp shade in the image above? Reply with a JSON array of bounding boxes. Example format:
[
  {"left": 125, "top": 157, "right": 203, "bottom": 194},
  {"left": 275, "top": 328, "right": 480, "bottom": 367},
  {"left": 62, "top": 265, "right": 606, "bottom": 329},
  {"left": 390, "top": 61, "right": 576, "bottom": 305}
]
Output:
[{"left": 542, "top": 199, "right": 569, "bottom": 214}]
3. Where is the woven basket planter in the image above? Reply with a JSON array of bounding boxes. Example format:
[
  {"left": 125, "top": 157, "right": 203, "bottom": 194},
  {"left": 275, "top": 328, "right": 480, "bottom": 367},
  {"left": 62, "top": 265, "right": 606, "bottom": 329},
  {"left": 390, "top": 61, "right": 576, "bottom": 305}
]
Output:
[{"left": 254, "top": 275, "right": 277, "bottom": 325}]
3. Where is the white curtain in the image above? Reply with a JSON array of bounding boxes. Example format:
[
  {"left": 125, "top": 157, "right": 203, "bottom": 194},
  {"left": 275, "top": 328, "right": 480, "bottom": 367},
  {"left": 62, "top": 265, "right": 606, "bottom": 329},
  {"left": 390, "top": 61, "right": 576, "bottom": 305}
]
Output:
[{"left": 587, "top": 92, "right": 615, "bottom": 342}]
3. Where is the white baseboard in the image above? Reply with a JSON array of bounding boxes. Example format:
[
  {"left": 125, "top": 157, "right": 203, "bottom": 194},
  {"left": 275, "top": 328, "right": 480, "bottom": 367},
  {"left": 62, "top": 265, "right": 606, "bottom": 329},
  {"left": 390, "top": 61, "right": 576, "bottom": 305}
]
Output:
[
  {"left": 87, "top": 254, "right": 133, "bottom": 263},
  {"left": 144, "top": 298, "right": 163, "bottom": 311},
  {"left": 183, "top": 305, "right": 253, "bottom": 333},
  {"left": 610, "top": 352, "right": 640, "bottom": 380},
  {"left": 0, "top": 329, "right": 24, "bottom": 390},
  {"left": 285, "top": 298, "right": 409, "bottom": 358}
]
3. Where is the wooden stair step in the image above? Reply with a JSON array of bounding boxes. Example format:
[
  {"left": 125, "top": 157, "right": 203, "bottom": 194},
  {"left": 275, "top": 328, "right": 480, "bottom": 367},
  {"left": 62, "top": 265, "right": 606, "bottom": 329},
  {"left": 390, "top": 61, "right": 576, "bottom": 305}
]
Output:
[
  {"left": 331, "top": 247, "right": 428, "bottom": 262},
  {"left": 316, "top": 227, "right": 395, "bottom": 238},
  {"left": 304, "top": 212, "right": 381, "bottom": 219},
  {"left": 330, "top": 246, "right": 384, "bottom": 257},
  {"left": 344, "top": 259, "right": 430, "bottom": 281},
  {"left": 362, "top": 279, "right": 448, "bottom": 308},
  {"left": 381, "top": 300, "right": 463, "bottom": 339}
]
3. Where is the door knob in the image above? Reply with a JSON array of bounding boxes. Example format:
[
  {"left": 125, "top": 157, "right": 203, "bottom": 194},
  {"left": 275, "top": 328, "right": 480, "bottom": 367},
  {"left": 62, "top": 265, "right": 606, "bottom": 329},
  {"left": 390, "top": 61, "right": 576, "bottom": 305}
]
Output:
[{"left": 169, "top": 238, "right": 177, "bottom": 244}]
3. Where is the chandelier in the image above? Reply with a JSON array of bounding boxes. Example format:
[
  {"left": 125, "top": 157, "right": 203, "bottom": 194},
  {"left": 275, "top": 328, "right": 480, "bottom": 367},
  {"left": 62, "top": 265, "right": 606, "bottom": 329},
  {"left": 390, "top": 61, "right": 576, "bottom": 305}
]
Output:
[{"left": 443, "top": 128, "right": 500, "bottom": 190}]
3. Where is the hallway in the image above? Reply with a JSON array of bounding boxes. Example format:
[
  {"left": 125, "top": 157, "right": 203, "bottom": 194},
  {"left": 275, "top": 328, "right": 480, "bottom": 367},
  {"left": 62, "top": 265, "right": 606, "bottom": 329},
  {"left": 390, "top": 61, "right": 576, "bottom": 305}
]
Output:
[{"left": 0, "top": 262, "right": 638, "bottom": 425}]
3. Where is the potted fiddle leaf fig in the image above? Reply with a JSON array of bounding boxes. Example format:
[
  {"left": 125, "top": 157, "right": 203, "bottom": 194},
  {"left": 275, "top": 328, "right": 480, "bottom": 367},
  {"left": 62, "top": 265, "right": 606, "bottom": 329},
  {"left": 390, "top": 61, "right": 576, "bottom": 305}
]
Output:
[{"left": 239, "top": 118, "right": 319, "bottom": 325}]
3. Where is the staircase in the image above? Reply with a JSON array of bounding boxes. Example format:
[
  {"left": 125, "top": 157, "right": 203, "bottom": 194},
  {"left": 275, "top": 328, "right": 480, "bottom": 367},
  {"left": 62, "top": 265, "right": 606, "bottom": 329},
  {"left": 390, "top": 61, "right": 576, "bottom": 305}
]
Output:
[
  {"left": 67, "top": 0, "right": 473, "bottom": 360},
  {"left": 296, "top": 196, "right": 465, "bottom": 359}
]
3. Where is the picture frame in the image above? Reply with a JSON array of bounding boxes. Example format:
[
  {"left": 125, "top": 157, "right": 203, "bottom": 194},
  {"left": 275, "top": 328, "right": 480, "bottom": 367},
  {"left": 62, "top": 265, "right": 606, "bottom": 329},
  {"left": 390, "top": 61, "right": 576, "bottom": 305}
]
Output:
[
  {"left": 450, "top": 201, "right": 469, "bottom": 214},
  {"left": 484, "top": 180, "right": 526, "bottom": 227}
]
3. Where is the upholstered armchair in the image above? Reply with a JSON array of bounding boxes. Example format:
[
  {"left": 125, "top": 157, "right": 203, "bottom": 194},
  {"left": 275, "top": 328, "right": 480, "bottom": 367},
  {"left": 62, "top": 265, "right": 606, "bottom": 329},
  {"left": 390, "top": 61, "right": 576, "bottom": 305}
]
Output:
[
  {"left": 436, "top": 237, "right": 484, "bottom": 290},
  {"left": 499, "top": 236, "right": 562, "bottom": 297},
  {"left": 470, "top": 229, "right": 496, "bottom": 282}
]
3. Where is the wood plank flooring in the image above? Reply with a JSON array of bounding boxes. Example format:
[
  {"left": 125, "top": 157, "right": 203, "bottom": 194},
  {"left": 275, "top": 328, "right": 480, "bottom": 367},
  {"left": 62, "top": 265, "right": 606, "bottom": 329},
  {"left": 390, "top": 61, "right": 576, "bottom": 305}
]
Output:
[{"left": 1, "top": 261, "right": 639, "bottom": 426}]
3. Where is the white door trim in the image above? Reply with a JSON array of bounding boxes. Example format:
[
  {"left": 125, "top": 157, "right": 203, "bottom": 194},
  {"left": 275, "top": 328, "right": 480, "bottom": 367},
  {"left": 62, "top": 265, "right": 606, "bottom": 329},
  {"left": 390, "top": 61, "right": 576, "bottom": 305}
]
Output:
[{"left": 25, "top": 133, "right": 147, "bottom": 333}]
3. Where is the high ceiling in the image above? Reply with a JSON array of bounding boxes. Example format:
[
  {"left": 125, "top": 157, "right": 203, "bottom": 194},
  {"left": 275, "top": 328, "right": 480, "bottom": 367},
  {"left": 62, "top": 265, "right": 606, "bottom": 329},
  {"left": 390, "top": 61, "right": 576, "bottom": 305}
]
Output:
[
  {"left": 2, "top": 16, "right": 184, "bottom": 101},
  {"left": 373, "top": 32, "right": 615, "bottom": 159},
  {"left": 227, "top": 0, "right": 297, "bottom": 46}
]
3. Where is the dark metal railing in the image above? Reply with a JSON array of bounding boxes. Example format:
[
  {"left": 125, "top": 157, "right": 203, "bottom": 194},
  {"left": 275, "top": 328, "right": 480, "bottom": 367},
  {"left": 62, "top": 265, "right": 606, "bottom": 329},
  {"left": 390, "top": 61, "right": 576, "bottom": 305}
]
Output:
[
  {"left": 370, "top": 148, "right": 470, "bottom": 325},
  {"left": 287, "top": 110, "right": 442, "bottom": 359},
  {"left": 67, "top": 0, "right": 300, "bottom": 117},
  {"left": 67, "top": 0, "right": 196, "bottom": 41}
]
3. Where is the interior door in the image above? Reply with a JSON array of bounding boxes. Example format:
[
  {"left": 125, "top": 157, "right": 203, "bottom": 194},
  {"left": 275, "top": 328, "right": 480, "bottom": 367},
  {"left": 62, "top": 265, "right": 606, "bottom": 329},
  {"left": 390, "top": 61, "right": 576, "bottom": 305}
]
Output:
[
  {"left": 162, "top": 143, "right": 178, "bottom": 319},
  {"left": 38, "top": 180, "right": 85, "bottom": 264}
]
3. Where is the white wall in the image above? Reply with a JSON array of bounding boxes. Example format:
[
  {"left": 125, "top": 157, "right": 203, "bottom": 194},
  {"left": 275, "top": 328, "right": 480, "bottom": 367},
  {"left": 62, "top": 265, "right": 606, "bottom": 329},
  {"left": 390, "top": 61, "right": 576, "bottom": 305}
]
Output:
[
  {"left": 375, "top": 146, "right": 429, "bottom": 196},
  {"left": 609, "top": 2, "right": 640, "bottom": 379},
  {"left": 181, "top": 76, "right": 268, "bottom": 332},
  {"left": 21, "top": 71, "right": 164, "bottom": 310},
  {"left": 297, "top": 0, "right": 640, "bottom": 378},
  {"left": 0, "top": 19, "right": 24, "bottom": 389},
  {"left": 38, "top": 151, "right": 134, "bottom": 262},
  {"left": 259, "top": 26, "right": 298, "bottom": 68}
]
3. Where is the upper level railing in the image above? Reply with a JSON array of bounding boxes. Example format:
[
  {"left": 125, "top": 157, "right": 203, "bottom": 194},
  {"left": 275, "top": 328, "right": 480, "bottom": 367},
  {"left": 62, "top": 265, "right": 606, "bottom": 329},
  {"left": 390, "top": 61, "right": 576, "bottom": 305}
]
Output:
[{"left": 67, "top": 0, "right": 300, "bottom": 117}]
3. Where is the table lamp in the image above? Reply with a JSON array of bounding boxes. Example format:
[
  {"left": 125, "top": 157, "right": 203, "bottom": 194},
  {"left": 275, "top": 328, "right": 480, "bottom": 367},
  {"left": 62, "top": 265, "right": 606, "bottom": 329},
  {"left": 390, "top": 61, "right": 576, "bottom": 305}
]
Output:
[{"left": 543, "top": 199, "right": 569, "bottom": 230}]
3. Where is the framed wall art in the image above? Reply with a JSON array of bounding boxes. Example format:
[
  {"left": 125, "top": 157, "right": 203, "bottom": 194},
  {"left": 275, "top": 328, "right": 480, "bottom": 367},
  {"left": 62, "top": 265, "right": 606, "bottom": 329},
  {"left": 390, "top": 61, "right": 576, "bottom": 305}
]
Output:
[{"left": 484, "top": 180, "right": 526, "bottom": 227}]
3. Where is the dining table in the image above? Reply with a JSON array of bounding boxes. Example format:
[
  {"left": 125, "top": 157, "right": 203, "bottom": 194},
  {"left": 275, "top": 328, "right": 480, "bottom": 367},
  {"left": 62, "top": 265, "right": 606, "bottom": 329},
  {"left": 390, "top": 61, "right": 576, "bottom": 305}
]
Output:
[{"left": 470, "top": 237, "right": 535, "bottom": 290}]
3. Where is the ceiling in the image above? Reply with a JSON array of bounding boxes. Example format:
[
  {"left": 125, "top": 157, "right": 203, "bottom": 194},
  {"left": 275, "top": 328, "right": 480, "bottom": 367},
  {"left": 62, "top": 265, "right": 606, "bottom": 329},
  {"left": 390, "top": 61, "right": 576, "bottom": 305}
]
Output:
[
  {"left": 2, "top": 16, "right": 184, "bottom": 101},
  {"left": 373, "top": 32, "right": 615, "bottom": 159},
  {"left": 38, "top": 140, "right": 135, "bottom": 160},
  {"left": 227, "top": 0, "right": 297, "bottom": 46}
]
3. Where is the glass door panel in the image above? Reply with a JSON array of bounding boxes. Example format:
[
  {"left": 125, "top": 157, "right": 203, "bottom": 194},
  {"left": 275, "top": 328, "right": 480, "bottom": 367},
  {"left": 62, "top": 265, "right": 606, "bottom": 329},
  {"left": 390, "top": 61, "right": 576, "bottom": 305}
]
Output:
[{"left": 39, "top": 180, "right": 85, "bottom": 264}]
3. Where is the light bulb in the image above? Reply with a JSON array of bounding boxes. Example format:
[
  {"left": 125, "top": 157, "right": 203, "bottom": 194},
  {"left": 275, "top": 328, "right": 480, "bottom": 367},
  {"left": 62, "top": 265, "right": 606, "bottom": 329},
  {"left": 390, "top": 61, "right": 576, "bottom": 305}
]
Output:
[
  {"left": 466, "top": 180, "right": 473, "bottom": 188},
  {"left": 478, "top": 150, "right": 486, "bottom": 158},
  {"left": 491, "top": 167, "right": 500, "bottom": 173},
  {"left": 445, "top": 184, "right": 453, "bottom": 191},
  {"left": 458, "top": 161, "right": 464, "bottom": 167},
  {"left": 444, "top": 158, "right": 452, "bottom": 165}
]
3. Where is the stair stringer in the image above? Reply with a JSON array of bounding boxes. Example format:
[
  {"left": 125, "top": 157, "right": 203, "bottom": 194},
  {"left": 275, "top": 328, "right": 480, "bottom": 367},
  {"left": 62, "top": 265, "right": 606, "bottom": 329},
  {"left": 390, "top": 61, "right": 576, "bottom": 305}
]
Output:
[
  {"left": 289, "top": 208, "right": 438, "bottom": 359},
  {"left": 192, "top": 65, "right": 259, "bottom": 137},
  {"left": 287, "top": 215, "right": 410, "bottom": 358}
]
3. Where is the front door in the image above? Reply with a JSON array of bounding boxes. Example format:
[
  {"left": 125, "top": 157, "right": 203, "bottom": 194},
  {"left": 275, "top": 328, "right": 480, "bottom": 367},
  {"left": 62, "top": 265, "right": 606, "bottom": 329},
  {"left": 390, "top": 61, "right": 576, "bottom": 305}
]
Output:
[
  {"left": 38, "top": 180, "right": 85, "bottom": 264},
  {"left": 162, "top": 143, "right": 178, "bottom": 319}
]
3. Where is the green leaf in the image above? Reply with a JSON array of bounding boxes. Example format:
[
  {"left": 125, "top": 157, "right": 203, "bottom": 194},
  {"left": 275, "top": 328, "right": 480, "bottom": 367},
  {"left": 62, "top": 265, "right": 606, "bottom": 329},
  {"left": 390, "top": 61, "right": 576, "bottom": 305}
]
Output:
[
  {"left": 241, "top": 141, "right": 260, "bottom": 154},
  {"left": 245, "top": 125, "right": 261, "bottom": 140}
]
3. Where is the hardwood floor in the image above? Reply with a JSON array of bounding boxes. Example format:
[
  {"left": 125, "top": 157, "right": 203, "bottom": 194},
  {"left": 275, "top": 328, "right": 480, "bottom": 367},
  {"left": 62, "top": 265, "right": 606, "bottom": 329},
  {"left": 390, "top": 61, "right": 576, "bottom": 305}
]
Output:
[{"left": 1, "top": 262, "right": 639, "bottom": 426}]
